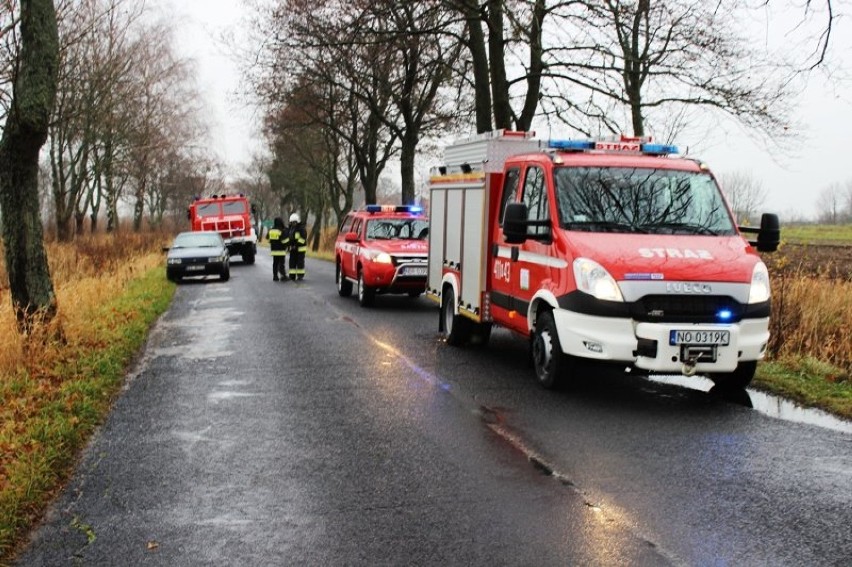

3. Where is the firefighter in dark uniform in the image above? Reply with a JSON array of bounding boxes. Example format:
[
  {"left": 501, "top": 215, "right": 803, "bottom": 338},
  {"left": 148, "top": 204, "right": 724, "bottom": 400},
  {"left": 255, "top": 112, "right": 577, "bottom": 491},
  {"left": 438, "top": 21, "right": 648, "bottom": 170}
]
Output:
[
  {"left": 268, "top": 217, "right": 287, "bottom": 281},
  {"left": 286, "top": 212, "right": 307, "bottom": 280}
]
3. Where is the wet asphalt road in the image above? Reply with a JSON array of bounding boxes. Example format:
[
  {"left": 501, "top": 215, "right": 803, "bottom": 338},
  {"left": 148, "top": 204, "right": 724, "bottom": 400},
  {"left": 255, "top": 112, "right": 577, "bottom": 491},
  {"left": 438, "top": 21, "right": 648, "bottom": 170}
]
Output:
[{"left": 14, "top": 249, "right": 852, "bottom": 566}]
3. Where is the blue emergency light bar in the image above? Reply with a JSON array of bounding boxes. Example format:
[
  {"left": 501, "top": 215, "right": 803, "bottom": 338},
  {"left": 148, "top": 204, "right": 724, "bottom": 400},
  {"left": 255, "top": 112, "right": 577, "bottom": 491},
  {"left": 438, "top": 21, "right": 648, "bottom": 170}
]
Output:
[
  {"left": 365, "top": 205, "right": 423, "bottom": 214},
  {"left": 548, "top": 140, "right": 596, "bottom": 151},
  {"left": 548, "top": 139, "right": 678, "bottom": 155},
  {"left": 641, "top": 143, "right": 679, "bottom": 155}
]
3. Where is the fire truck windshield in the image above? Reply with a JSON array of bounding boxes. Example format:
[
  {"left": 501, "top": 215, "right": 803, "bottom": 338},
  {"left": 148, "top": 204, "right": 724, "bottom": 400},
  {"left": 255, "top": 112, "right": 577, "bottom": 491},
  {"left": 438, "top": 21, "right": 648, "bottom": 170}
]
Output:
[
  {"left": 554, "top": 167, "right": 736, "bottom": 235},
  {"left": 196, "top": 203, "right": 221, "bottom": 217},
  {"left": 222, "top": 201, "right": 247, "bottom": 215},
  {"left": 366, "top": 219, "right": 429, "bottom": 240}
]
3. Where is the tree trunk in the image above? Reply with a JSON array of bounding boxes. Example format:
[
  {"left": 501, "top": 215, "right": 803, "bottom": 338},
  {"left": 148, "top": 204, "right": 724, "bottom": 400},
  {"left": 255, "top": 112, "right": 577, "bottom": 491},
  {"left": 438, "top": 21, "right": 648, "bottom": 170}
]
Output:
[
  {"left": 399, "top": 132, "right": 417, "bottom": 205},
  {"left": 487, "top": 0, "right": 512, "bottom": 130},
  {"left": 458, "top": 0, "right": 492, "bottom": 133},
  {"left": 0, "top": 0, "right": 60, "bottom": 331},
  {"left": 516, "top": 0, "right": 546, "bottom": 131}
]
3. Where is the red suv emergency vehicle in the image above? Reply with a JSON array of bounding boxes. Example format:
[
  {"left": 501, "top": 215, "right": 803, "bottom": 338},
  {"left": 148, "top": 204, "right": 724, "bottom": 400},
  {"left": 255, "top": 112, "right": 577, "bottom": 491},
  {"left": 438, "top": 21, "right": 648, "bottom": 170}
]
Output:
[
  {"left": 187, "top": 194, "right": 257, "bottom": 264},
  {"left": 335, "top": 205, "right": 429, "bottom": 307},
  {"left": 427, "top": 131, "right": 779, "bottom": 391}
]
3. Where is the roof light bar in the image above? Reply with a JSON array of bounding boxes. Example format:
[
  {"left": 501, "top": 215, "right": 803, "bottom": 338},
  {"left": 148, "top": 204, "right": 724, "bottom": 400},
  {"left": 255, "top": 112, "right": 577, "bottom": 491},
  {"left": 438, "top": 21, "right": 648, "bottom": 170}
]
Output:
[
  {"left": 548, "top": 140, "right": 595, "bottom": 151},
  {"left": 365, "top": 205, "right": 424, "bottom": 214},
  {"left": 641, "top": 143, "right": 679, "bottom": 155},
  {"left": 548, "top": 138, "right": 679, "bottom": 155}
]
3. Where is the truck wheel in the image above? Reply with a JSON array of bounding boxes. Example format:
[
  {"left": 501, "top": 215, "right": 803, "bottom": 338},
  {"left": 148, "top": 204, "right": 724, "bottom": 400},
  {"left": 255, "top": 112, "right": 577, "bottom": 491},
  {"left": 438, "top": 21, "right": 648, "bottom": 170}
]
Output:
[
  {"left": 441, "top": 286, "right": 471, "bottom": 346},
  {"left": 357, "top": 270, "right": 375, "bottom": 307},
  {"left": 532, "top": 310, "right": 567, "bottom": 389},
  {"left": 710, "top": 361, "right": 756, "bottom": 391},
  {"left": 337, "top": 261, "right": 353, "bottom": 297},
  {"left": 243, "top": 249, "right": 255, "bottom": 265}
]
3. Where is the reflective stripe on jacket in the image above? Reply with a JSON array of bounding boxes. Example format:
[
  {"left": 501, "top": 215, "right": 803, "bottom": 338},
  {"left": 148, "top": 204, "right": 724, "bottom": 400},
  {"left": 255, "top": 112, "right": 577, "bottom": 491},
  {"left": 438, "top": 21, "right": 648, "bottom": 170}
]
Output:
[
  {"left": 288, "top": 225, "right": 307, "bottom": 253},
  {"left": 269, "top": 228, "right": 287, "bottom": 256}
]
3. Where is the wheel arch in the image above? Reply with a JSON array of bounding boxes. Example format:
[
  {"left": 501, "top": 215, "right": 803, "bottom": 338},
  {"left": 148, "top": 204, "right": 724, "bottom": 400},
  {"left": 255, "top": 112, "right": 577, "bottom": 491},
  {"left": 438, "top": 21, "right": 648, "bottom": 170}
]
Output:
[
  {"left": 527, "top": 290, "right": 559, "bottom": 333},
  {"left": 439, "top": 273, "right": 461, "bottom": 332}
]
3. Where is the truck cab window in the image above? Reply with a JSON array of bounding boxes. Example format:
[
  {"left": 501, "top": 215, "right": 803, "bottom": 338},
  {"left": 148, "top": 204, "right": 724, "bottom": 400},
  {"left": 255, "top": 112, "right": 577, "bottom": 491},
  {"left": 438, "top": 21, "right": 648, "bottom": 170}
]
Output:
[
  {"left": 499, "top": 167, "right": 521, "bottom": 226},
  {"left": 522, "top": 166, "right": 550, "bottom": 237}
]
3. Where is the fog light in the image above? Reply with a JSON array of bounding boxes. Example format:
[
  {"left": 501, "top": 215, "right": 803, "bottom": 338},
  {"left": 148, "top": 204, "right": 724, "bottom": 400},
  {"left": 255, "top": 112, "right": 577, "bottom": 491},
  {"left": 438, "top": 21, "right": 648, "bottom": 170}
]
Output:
[{"left": 583, "top": 341, "right": 603, "bottom": 353}]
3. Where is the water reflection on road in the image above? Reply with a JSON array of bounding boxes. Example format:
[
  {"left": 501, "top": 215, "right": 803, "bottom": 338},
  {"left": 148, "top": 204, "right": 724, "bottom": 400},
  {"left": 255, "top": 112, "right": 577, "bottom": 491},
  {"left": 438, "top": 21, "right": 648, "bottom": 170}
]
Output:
[{"left": 648, "top": 374, "right": 852, "bottom": 434}]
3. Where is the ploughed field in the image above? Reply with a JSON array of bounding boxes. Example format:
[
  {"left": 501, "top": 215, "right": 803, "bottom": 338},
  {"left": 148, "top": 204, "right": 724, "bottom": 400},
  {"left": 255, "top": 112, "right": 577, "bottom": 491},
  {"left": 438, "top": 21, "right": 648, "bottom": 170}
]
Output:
[{"left": 764, "top": 243, "right": 852, "bottom": 281}]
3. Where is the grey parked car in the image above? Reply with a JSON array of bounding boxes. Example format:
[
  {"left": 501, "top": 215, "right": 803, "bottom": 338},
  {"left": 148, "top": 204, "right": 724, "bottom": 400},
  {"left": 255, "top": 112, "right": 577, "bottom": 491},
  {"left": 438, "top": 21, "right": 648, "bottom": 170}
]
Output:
[{"left": 165, "top": 231, "right": 230, "bottom": 283}]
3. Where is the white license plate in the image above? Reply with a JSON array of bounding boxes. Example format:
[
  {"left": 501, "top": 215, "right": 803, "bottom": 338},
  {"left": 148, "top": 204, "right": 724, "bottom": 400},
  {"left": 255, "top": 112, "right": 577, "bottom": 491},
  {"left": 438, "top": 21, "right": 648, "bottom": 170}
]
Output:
[
  {"left": 669, "top": 329, "right": 730, "bottom": 346},
  {"left": 186, "top": 265, "right": 205, "bottom": 271},
  {"left": 402, "top": 266, "right": 427, "bottom": 276}
]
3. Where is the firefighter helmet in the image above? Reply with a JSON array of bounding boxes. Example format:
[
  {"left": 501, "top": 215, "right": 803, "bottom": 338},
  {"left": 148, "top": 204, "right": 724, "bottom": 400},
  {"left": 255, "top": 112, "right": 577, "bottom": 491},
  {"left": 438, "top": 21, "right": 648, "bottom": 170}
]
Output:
[{"left": 289, "top": 213, "right": 300, "bottom": 224}]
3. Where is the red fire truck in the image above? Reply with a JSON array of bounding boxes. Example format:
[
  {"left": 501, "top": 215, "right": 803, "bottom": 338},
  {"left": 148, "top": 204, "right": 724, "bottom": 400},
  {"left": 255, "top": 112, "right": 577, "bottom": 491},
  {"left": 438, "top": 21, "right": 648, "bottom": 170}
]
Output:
[
  {"left": 426, "top": 130, "right": 779, "bottom": 390},
  {"left": 187, "top": 194, "right": 257, "bottom": 264}
]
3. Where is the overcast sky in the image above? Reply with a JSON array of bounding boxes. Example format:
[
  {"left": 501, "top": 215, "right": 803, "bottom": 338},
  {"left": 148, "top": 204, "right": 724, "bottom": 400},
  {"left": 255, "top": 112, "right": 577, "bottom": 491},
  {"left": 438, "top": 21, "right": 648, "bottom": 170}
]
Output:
[{"left": 165, "top": 1, "right": 852, "bottom": 221}]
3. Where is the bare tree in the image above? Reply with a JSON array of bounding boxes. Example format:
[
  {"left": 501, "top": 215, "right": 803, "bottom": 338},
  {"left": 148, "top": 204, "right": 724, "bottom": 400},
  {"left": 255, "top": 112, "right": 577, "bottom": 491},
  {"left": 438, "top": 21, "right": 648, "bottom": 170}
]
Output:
[
  {"left": 0, "top": 0, "right": 60, "bottom": 330},
  {"left": 843, "top": 178, "right": 852, "bottom": 222},
  {"left": 816, "top": 183, "right": 843, "bottom": 224},
  {"left": 718, "top": 171, "right": 768, "bottom": 225},
  {"left": 254, "top": 0, "right": 400, "bottom": 208},
  {"left": 348, "top": 1, "right": 463, "bottom": 204}
]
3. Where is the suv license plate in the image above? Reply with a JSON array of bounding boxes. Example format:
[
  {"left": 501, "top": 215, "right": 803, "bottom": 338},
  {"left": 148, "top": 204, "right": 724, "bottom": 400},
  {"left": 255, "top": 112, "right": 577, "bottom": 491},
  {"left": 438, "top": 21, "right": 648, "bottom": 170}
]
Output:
[
  {"left": 403, "top": 266, "right": 427, "bottom": 276},
  {"left": 669, "top": 330, "right": 730, "bottom": 346}
]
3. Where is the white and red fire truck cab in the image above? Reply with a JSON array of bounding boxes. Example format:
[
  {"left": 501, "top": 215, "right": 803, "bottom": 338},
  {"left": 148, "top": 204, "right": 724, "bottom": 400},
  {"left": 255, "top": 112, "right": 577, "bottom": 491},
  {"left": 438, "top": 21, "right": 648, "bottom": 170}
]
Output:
[
  {"left": 426, "top": 130, "right": 780, "bottom": 390},
  {"left": 187, "top": 194, "right": 257, "bottom": 264}
]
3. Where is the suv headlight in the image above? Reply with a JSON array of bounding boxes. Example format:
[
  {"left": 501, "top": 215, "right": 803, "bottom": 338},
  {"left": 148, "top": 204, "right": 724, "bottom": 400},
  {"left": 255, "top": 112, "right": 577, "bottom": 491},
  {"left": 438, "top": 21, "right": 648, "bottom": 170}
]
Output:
[
  {"left": 748, "top": 261, "right": 771, "bottom": 304},
  {"left": 366, "top": 250, "right": 393, "bottom": 264},
  {"left": 573, "top": 258, "right": 624, "bottom": 302}
]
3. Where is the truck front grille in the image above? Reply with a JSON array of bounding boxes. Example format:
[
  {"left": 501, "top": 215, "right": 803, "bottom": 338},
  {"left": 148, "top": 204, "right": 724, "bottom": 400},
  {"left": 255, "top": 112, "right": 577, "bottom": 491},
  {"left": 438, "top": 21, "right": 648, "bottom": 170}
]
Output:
[{"left": 632, "top": 295, "right": 743, "bottom": 323}]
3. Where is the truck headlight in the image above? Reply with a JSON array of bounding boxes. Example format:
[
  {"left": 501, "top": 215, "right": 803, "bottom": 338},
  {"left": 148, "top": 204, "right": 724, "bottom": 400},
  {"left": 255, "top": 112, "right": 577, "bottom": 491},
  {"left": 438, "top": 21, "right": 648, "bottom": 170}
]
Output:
[
  {"left": 573, "top": 258, "right": 624, "bottom": 302},
  {"left": 748, "top": 261, "right": 771, "bottom": 304}
]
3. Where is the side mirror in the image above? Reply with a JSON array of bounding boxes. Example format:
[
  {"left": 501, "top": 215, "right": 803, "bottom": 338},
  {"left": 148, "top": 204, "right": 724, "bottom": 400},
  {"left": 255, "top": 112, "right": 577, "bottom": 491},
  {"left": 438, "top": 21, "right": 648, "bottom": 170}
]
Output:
[
  {"left": 344, "top": 232, "right": 360, "bottom": 243},
  {"left": 739, "top": 213, "right": 780, "bottom": 252},
  {"left": 756, "top": 213, "right": 780, "bottom": 252},
  {"left": 503, "top": 203, "right": 529, "bottom": 244},
  {"left": 162, "top": 246, "right": 170, "bottom": 253}
]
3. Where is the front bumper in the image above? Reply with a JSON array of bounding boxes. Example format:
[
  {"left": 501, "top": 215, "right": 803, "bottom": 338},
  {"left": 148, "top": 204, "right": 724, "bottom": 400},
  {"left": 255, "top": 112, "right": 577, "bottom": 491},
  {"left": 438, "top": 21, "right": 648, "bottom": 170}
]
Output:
[
  {"left": 552, "top": 309, "right": 769, "bottom": 373},
  {"left": 167, "top": 260, "right": 227, "bottom": 279},
  {"left": 360, "top": 261, "right": 427, "bottom": 293}
]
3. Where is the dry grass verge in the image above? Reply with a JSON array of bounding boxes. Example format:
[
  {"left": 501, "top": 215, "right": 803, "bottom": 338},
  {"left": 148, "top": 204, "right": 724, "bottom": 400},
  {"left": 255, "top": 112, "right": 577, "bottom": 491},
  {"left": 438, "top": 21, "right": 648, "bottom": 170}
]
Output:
[{"left": 0, "top": 234, "right": 173, "bottom": 561}]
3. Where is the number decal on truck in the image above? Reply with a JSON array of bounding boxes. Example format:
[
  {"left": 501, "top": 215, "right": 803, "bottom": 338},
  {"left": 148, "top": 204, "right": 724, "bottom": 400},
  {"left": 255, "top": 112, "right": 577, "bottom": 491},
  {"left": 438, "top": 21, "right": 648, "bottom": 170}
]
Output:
[{"left": 493, "top": 259, "right": 511, "bottom": 283}]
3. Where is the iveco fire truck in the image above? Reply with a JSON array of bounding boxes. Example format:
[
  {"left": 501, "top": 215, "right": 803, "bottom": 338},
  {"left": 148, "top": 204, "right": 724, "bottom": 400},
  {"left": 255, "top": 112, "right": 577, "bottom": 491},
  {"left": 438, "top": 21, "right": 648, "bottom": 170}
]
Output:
[
  {"left": 187, "top": 194, "right": 257, "bottom": 264},
  {"left": 426, "top": 130, "right": 779, "bottom": 390}
]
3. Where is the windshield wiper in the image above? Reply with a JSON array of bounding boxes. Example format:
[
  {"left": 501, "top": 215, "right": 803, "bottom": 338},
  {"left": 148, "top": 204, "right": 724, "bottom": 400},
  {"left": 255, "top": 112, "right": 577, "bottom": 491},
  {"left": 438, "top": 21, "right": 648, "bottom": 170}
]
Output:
[
  {"left": 640, "top": 222, "right": 720, "bottom": 235},
  {"left": 565, "top": 221, "right": 648, "bottom": 233}
]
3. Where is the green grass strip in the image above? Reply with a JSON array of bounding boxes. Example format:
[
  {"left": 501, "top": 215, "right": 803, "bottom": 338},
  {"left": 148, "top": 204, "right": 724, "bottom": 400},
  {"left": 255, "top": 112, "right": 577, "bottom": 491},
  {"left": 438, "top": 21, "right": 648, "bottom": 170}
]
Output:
[
  {"left": 755, "top": 357, "right": 852, "bottom": 420},
  {"left": 0, "top": 267, "right": 174, "bottom": 562}
]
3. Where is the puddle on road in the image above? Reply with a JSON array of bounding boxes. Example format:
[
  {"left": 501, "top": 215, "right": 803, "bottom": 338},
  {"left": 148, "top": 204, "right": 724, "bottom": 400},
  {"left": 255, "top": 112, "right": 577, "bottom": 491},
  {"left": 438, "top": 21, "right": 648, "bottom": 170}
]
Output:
[{"left": 648, "top": 374, "right": 852, "bottom": 434}]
